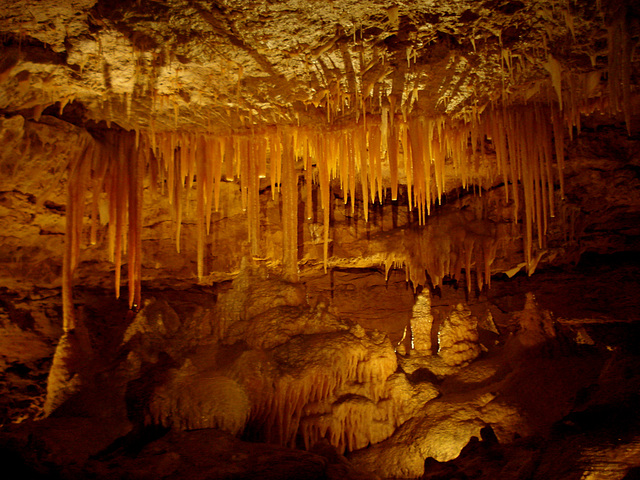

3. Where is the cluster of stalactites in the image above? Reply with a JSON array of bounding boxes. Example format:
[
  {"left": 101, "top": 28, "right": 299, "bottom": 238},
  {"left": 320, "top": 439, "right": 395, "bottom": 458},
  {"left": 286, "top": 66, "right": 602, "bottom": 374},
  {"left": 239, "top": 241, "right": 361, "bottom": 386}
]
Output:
[
  {"left": 63, "top": 130, "right": 145, "bottom": 331},
  {"left": 145, "top": 102, "right": 564, "bottom": 277},
  {"left": 63, "top": 103, "right": 573, "bottom": 330}
]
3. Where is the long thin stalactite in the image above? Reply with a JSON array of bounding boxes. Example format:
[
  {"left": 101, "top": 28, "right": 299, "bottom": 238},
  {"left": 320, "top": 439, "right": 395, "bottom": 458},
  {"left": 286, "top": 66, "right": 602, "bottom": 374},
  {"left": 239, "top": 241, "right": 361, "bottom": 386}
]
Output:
[{"left": 61, "top": 98, "right": 613, "bottom": 329}]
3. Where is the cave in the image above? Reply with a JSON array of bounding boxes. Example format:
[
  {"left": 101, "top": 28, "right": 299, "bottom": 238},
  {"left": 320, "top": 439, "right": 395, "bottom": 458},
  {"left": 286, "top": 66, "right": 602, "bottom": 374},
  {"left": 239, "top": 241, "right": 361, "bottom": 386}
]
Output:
[{"left": 1, "top": 1, "right": 640, "bottom": 479}]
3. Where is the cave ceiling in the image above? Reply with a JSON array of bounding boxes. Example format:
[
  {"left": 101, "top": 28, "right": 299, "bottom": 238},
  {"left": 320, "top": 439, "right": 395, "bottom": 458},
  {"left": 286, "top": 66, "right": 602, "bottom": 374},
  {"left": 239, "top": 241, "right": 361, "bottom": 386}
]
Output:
[{"left": 0, "top": 0, "right": 631, "bottom": 131}]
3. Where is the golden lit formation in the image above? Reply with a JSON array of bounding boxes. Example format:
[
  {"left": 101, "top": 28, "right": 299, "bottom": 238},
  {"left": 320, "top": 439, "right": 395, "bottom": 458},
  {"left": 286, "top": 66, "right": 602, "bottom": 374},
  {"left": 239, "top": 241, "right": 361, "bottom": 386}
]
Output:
[{"left": 63, "top": 95, "right": 609, "bottom": 331}]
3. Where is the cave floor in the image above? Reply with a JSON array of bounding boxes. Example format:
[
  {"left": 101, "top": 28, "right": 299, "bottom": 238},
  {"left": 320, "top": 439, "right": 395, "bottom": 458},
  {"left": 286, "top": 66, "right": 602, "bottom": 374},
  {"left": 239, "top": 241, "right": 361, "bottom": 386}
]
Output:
[{"left": 0, "top": 254, "right": 639, "bottom": 480}]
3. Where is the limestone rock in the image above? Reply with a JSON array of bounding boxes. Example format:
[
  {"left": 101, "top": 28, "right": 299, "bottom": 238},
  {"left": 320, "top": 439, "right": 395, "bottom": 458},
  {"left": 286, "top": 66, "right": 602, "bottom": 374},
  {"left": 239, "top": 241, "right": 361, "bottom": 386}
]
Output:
[
  {"left": 398, "top": 353, "right": 460, "bottom": 378},
  {"left": 146, "top": 359, "right": 250, "bottom": 436},
  {"left": 510, "top": 292, "right": 557, "bottom": 350},
  {"left": 224, "top": 302, "right": 347, "bottom": 350},
  {"left": 383, "top": 373, "right": 440, "bottom": 424},
  {"left": 122, "top": 297, "right": 181, "bottom": 343},
  {"left": 260, "top": 328, "right": 398, "bottom": 449},
  {"left": 438, "top": 304, "right": 481, "bottom": 366},
  {"left": 349, "top": 392, "right": 521, "bottom": 478},
  {"left": 410, "top": 290, "right": 434, "bottom": 355},
  {"left": 215, "top": 259, "right": 307, "bottom": 340},
  {"left": 83, "top": 428, "right": 378, "bottom": 480},
  {"left": 43, "top": 323, "right": 92, "bottom": 416}
]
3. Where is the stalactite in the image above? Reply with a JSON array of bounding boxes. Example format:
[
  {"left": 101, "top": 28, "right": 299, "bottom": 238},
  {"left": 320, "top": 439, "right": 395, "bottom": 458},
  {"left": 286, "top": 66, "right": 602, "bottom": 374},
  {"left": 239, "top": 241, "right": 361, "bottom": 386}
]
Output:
[
  {"left": 388, "top": 120, "right": 399, "bottom": 201},
  {"left": 113, "top": 136, "right": 127, "bottom": 299},
  {"left": 408, "top": 118, "right": 426, "bottom": 223},
  {"left": 203, "top": 136, "right": 215, "bottom": 235},
  {"left": 356, "top": 125, "right": 369, "bottom": 222},
  {"left": 62, "top": 138, "right": 93, "bottom": 331},
  {"left": 544, "top": 55, "right": 563, "bottom": 111},
  {"left": 301, "top": 131, "right": 314, "bottom": 221},
  {"left": 400, "top": 122, "right": 412, "bottom": 212},
  {"left": 173, "top": 145, "right": 183, "bottom": 254},
  {"left": 247, "top": 135, "right": 260, "bottom": 258},
  {"left": 348, "top": 132, "right": 357, "bottom": 216},
  {"left": 608, "top": 8, "right": 633, "bottom": 134},
  {"left": 61, "top": 93, "right": 581, "bottom": 317},
  {"left": 196, "top": 135, "right": 206, "bottom": 281},
  {"left": 318, "top": 134, "right": 331, "bottom": 272},
  {"left": 368, "top": 123, "right": 383, "bottom": 204},
  {"left": 128, "top": 133, "right": 144, "bottom": 307},
  {"left": 552, "top": 108, "right": 565, "bottom": 199}
]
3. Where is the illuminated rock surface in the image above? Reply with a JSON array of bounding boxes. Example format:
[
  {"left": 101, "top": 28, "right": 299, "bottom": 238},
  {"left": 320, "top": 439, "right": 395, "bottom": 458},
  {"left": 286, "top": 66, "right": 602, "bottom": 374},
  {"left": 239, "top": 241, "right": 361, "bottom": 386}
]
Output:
[{"left": 1, "top": 0, "right": 640, "bottom": 479}]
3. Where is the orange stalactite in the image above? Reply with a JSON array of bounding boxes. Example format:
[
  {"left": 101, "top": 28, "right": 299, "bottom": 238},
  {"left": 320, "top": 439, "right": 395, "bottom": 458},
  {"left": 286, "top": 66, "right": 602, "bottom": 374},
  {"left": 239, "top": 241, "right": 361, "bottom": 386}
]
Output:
[
  {"left": 368, "top": 124, "right": 382, "bottom": 204},
  {"left": 388, "top": 120, "right": 399, "bottom": 201},
  {"left": 173, "top": 146, "right": 184, "bottom": 254},
  {"left": 107, "top": 153, "right": 117, "bottom": 263},
  {"left": 113, "top": 137, "right": 128, "bottom": 299},
  {"left": 318, "top": 135, "right": 331, "bottom": 272},
  {"left": 408, "top": 118, "right": 425, "bottom": 223},
  {"left": 238, "top": 136, "right": 249, "bottom": 212},
  {"left": 302, "top": 132, "right": 314, "bottom": 222},
  {"left": 274, "top": 128, "right": 283, "bottom": 194},
  {"left": 400, "top": 122, "right": 412, "bottom": 212},
  {"left": 552, "top": 107, "right": 566, "bottom": 200},
  {"left": 60, "top": 100, "right": 576, "bottom": 327},
  {"left": 338, "top": 132, "right": 348, "bottom": 202},
  {"left": 356, "top": 125, "right": 369, "bottom": 222},
  {"left": 348, "top": 132, "right": 357, "bottom": 216},
  {"left": 62, "top": 137, "right": 93, "bottom": 331},
  {"left": 281, "top": 130, "right": 299, "bottom": 281},
  {"left": 203, "top": 136, "right": 215, "bottom": 235},
  {"left": 247, "top": 135, "right": 260, "bottom": 257},
  {"left": 196, "top": 137, "right": 206, "bottom": 281},
  {"left": 269, "top": 130, "right": 280, "bottom": 200},
  {"left": 128, "top": 134, "right": 144, "bottom": 307}
]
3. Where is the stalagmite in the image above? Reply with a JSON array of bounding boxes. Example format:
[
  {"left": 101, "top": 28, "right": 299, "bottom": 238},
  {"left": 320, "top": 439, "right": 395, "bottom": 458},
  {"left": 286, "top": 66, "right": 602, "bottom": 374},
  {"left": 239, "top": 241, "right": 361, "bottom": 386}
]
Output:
[{"left": 410, "top": 291, "right": 433, "bottom": 355}]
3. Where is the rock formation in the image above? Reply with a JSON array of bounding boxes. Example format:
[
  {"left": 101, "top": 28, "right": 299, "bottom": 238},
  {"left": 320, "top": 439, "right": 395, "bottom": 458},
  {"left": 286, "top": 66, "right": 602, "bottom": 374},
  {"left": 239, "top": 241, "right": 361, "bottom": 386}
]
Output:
[
  {"left": 1, "top": 1, "right": 640, "bottom": 479},
  {"left": 410, "top": 290, "right": 434, "bottom": 355},
  {"left": 437, "top": 303, "right": 481, "bottom": 366}
]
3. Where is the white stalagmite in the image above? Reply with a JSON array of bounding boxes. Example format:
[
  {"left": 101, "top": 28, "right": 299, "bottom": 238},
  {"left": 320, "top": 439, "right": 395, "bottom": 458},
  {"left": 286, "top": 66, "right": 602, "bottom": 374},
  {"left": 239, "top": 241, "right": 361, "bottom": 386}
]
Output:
[{"left": 410, "top": 290, "right": 433, "bottom": 355}]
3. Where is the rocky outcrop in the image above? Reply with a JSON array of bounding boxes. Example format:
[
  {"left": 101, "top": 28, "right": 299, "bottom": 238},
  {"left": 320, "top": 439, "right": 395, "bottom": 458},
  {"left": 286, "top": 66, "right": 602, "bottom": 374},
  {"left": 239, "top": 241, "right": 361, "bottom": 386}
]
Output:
[
  {"left": 146, "top": 360, "right": 250, "bottom": 435},
  {"left": 349, "top": 392, "right": 521, "bottom": 478},
  {"left": 437, "top": 303, "right": 481, "bottom": 367}
]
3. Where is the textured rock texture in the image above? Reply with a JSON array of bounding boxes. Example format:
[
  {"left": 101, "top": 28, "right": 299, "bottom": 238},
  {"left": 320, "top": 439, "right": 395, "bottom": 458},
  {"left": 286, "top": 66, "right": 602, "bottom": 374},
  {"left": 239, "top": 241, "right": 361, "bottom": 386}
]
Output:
[
  {"left": 437, "top": 303, "right": 481, "bottom": 366},
  {"left": 1, "top": 1, "right": 640, "bottom": 479},
  {"left": 410, "top": 290, "right": 434, "bottom": 355},
  {"left": 0, "top": 0, "right": 634, "bottom": 129}
]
